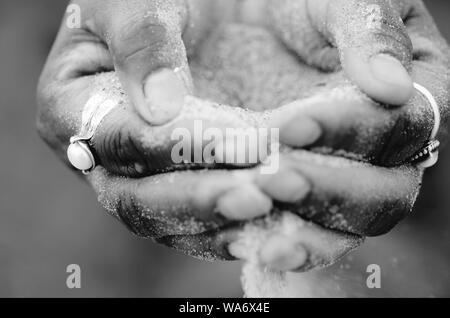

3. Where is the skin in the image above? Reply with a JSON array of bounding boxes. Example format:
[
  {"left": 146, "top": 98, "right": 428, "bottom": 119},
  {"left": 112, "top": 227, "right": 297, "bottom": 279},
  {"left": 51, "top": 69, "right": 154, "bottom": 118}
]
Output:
[{"left": 37, "top": 0, "right": 450, "bottom": 272}]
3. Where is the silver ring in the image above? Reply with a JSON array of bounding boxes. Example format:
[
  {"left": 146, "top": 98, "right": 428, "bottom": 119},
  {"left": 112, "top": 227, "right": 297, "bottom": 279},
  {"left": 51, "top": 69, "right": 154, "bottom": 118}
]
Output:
[
  {"left": 409, "top": 83, "right": 441, "bottom": 168},
  {"left": 67, "top": 94, "right": 120, "bottom": 174}
]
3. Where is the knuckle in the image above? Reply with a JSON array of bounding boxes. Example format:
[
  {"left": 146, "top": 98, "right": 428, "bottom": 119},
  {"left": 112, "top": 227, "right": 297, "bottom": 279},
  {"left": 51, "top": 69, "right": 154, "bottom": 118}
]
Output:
[
  {"left": 189, "top": 181, "right": 209, "bottom": 211},
  {"left": 373, "top": 29, "right": 413, "bottom": 62},
  {"left": 96, "top": 176, "right": 156, "bottom": 238},
  {"left": 95, "top": 121, "right": 131, "bottom": 172},
  {"left": 364, "top": 197, "right": 414, "bottom": 236},
  {"left": 93, "top": 112, "right": 152, "bottom": 177},
  {"left": 110, "top": 15, "right": 172, "bottom": 67},
  {"left": 334, "top": 0, "right": 413, "bottom": 61},
  {"left": 114, "top": 189, "right": 158, "bottom": 238},
  {"left": 376, "top": 108, "right": 431, "bottom": 166}
]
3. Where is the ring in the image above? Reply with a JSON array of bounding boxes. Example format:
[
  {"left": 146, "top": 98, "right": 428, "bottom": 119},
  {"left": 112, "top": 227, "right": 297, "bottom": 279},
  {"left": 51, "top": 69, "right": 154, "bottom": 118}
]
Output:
[
  {"left": 67, "top": 138, "right": 96, "bottom": 175},
  {"left": 67, "top": 94, "right": 120, "bottom": 174},
  {"left": 408, "top": 83, "right": 441, "bottom": 168}
]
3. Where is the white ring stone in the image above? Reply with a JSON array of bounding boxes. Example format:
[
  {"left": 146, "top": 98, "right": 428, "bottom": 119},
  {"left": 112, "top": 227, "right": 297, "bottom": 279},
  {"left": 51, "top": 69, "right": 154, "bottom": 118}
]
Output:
[
  {"left": 67, "top": 142, "right": 95, "bottom": 172},
  {"left": 67, "top": 94, "right": 119, "bottom": 174}
]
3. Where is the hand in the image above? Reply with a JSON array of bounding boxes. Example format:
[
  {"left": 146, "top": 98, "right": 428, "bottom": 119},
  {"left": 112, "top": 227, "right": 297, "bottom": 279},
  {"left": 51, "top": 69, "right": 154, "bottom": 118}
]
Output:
[
  {"left": 236, "top": 0, "right": 448, "bottom": 166},
  {"left": 37, "top": 0, "right": 450, "bottom": 273},
  {"left": 181, "top": 17, "right": 450, "bottom": 237},
  {"left": 36, "top": 0, "right": 323, "bottom": 249},
  {"left": 260, "top": 0, "right": 450, "bottom": 240},
  {"left": 158, "top": 1, "right": 450, "bottom": 271}
]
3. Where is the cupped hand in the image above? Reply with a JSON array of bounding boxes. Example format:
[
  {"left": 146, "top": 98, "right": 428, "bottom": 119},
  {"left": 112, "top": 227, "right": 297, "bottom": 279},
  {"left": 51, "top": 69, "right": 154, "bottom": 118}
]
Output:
[
  {"left": 159, "top": 0, "right": 450, "bottom": 271},
  {"left": 237, "top": 0, "right": 449, "bottom": 165},
  {"left": 37, "top": 0, "right": 450, "bottom": 273},
  {"left": 36, "top": 0, "right": 321, "bottom": 254},
  {"left": 208, "top": 0, "right": 449, "bottom": 271}
]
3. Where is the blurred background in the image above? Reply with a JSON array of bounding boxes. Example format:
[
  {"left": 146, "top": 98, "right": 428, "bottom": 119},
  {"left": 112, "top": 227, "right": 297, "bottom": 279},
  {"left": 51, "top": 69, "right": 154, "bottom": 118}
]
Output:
[{"left": 0, "top": 0, "right": 449, "bottom": 297}]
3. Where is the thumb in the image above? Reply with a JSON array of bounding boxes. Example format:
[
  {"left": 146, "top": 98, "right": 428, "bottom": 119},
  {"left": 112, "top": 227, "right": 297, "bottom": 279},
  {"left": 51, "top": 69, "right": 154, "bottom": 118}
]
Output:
[
  {"left": 97, "top": 0, "right": 193, "bottom": 125},
  {"left": 328, "top": 0, "right": 414, "bottom": 106},
  {"left": 269, "top": 0, "right": 414, "bottom": 106}
]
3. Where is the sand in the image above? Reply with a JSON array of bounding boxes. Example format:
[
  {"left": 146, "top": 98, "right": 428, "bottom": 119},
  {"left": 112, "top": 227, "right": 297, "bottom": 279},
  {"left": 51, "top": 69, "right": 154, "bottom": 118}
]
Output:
[
  {"left": 230, "top": 212, "right": 363, "bottom": 297},
  {"left": 191, "top": 23, "right": 345, "bottom": 110}
]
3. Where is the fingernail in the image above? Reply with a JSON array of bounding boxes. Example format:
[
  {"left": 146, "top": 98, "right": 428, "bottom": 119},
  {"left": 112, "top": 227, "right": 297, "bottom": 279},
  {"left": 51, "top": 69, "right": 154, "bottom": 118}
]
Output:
[
  {"left": 258, "top": 169, "right": 311, "bottom": 203},
  {"left": 217, "top": 184, "right": 272, "bottom": 221},
  {"left": 259, "top": 235, "right": 308, "bottom": 272},
  {"left": 369, "top": 54, "right": 413, "bottom": 89},
  {"left": 143, "top": 68, "right": 187, "bottom": 125},
  {"left": 279, "top": 116, "right": 322, "bottom": 148},
  {"left": 228, "top": 240, "right": 247, "bottom": 260}
]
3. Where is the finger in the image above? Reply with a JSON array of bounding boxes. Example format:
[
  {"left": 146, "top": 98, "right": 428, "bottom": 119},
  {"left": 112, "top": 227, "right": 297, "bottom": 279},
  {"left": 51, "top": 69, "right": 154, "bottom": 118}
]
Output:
[
  {"left": 36, "top": 2, "right": 116, "bottom": 151},
  {"left": 403, "top": 0, "right": 450, "bottom": 68},
  {"left": 91, "top": 85, "right": 267, "bottom": 177},
  {"left": 157, "top": 148, "right": 412, "bottom": 261},
  {"left": 88, "top": 158, "right": 313, "bottom": 239},
  {"left": 216, "top": 184, "right": 273, "bottom": 221},
  {"left": 39, "top": 65, "right": 322, "bottom": 179},
  {"left": 91, "top": 0, "right": 193, "bottom": 125},
  {"left": 256, "top": 167, "right": 312, "bottom": 203},
  {"left": 90, "top": 68, "right": 328, "bottom": 177},
  {"left": 321, "top": 0, "right": 414, "bottom": 105},
  {"left": 272, "top": 151, "right": 423, "bottom": 237},
  {"left": 158, "top": 212, "right": 363, "bottom": 268},
  {"left": 88, "top": 167, "right": 270, "bottom": 239},
  {"left": 38, "top": 2, "right": 326, "bottom": 176},
  {"left": 37, "top": 0, "right": 185, "bottom": 155},
  {"left": 269, "top": 83, "right": 434, "bottom": 167},
  {"left": 252, "top": 217, "right": 363, "bottom": 272},
  {"left": 257, "top": 234, "right": 309, "bottom": 272},
  {"left": 38, "top": 55, "right": 274, "bottom": 177},
  {"left": 156, "top": 225, "right": 243, "bottom": 261},
  {"left": 268, "top": 0, "right": 414, "bottom": 106},
  {"left": 157, "top": 147, "right": 419, "bottom": 260},
  {"left": 403, "top": 0, "right": 450, "bottom": 140},
  {"left": 39, "top": 0, "right": 219, "bottom": 128},
  {"left": 88, "top": 149, "right": 318, "bottom": 250}
]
